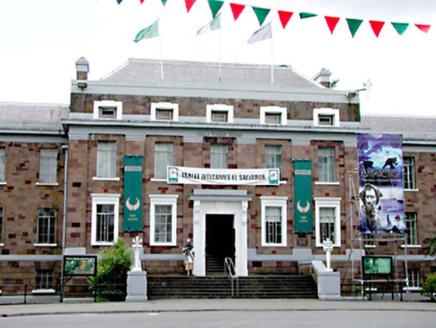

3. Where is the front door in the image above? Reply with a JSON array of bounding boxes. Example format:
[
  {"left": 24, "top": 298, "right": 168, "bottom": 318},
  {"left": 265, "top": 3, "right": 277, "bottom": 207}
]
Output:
[{"left": 205, "top": 214, "right": 235, "bottom": 274}]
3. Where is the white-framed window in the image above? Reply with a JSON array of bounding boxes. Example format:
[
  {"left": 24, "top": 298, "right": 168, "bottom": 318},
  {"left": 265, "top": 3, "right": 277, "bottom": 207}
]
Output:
[
  {"left": 265, "top": 145, "right": 282, "bottom": 178},
  {"left": 39, "top": 149, "right": 57, "bottom": 184},
  {"left": 0, "top": 148, "right": 5, "bottom": 182},
  {"left": 363, "top": 234, "right": 375, "bottom": 248},
  {"left": 315, "top": 197, "right": 341, "bottom": 247},
  {"left": 35, "top": 269, "right": 54, "bottom": 291},
  {"left": 93, "top": 100, "right": 123, "bottom": 120},
  {"left": 0, "top": 208, "right": 3, "bottom": 245},
  {"left": 406, "top": 268, "right": 420, "bottom": 290},
  {"left": 154, "top": 143, "right": 173, "bottom": 180},
  {"left": 37, "top": 208, "right": 56, "bottom": 245},
  {"left": 405, "top": 212, "right": 419, "bottom": 245},
  {"left": 211, "top": 144, "right": 228, "bottom": 169},
  {"left": 260, "top": 106, "right": 287, "bottom": 125},
  {"left": 318, "top": 147, "right": 335, "bottom": 183},
  {"left": 403, "top": 157, "right": 416, "bottom": 190},
  {"left": 261, "top": 196, "right": 287, "bottom": 247},
  {"left": 149, "top": 194, "right": 178, "bottom": 246},
  {"left": 206, "top": 104, "right": 234, "bottom": 124},
  {"left": 96, "top": 141, "right": 117, "bottom": 179},
  {"left": 313, "top": 108, "right": 340, "bottom": 127},
  {"left": 151, "top": 102, "right": 179, "bottom": 122},
  {"left": 91, "top": 194, "right": 120, "bottom": 246}
]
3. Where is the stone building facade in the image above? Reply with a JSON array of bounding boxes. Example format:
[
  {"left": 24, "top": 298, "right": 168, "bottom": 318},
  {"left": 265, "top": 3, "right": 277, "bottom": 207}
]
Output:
[{"left": 0, "top": 58, "right": 435, "bottom": 297}]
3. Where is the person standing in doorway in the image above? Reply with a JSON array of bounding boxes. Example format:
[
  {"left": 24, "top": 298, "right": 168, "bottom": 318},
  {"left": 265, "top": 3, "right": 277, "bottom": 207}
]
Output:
[{"left": 182, "top": 239, "right": 194, "bottom": 276}]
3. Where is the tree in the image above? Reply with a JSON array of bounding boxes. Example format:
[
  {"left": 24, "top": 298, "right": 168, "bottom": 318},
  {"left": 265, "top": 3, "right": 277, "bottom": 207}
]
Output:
[
  {"left": 421, "top": 275, "right": 436, "bottom": 301},
  {"left": 425, "top": 235, "right": 436, "bottom": 257},
  {"left": 89, "top": 238, "right": 132, "bottom": 301}
]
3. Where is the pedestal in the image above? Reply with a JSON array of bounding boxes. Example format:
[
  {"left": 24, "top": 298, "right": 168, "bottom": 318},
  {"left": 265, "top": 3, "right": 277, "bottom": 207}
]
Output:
[{"left": 125, "top": 270, "right": 148, "bottom": 302}]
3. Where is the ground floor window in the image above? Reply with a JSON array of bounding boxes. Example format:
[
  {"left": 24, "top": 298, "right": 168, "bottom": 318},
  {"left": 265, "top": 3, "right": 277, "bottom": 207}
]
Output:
[
  {"left": 91, "top": 194, "right": 120, "bottom": 246},
  {"left": 407, "top": 268, "right": 420, "bottom": 289},
  {"left": 35, "top": 269, "right": 54, "bottom": 290},
  {"left": 261, "top": 196, "right": 287, "bottom": 247},
  {"left": 315, "top": 198, "right": 341, "bottom": 247},
  {"left": 149, "top": 194, "right": 178, "bottom": 246}
]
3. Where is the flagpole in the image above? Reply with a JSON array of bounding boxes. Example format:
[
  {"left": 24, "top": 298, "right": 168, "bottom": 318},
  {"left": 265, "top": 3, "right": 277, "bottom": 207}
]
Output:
[
  {"left": 219, "top": 24, "right": 223, "bottom": 81},
  {"left": 158, "top": 21, "right": 164, "bottom": 80},
  {"left": 270, "top": 22, "right": 274, "bottom": 84}
]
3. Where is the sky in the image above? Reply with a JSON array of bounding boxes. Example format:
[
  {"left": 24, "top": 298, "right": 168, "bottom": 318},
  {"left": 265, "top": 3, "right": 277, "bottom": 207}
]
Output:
[{"left": 1, "top": 0, "right": 436, "bottom": 117}]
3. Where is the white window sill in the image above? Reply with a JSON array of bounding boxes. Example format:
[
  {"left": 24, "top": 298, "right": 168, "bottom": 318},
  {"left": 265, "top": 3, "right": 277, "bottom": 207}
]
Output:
[
  {"left": 151, "top": 178, "right": 167, "bottom": 182},
  {"left": 92, "top": 177, "right": 120, "bottom": 181},
  {"left": 151, "top": 243, "right": 176, "bottom": 247},
  {"left": 0, "top": 243, "right": 4, "bottom": 247},
  {"left": 404, "top": 189, "right": 419, "bottom": 192},
  {"left": 401, "top": 245, "right": 421, "bottom": 248},
  {"left": 315, "top": 181, "right": 340, "bottom": 186},
  {"left": 34, "top": 243, "right": 57, "bottom": 247},
  {"left": 363, "top": 245, "right": 376, "bottom": 248},
  {"left": 36, "top": 182, "right": 59, "bottom": 186},
  {"left": 262, "top": 244, "right": 287, "bottom": 247},
  {"left": 279, "top": 180, "right": 287, "bottom": 185},
  {"left": 403, "top": 287, "right": 421, "bottom": 291},
  {"left": 92, "top": 241, "right": 115, "bottom": 246},
  {"left": 0, "top": 182, "right": 7, "bottom": 185},
  {"left": 32, "top": 289, "right": 56, "bottom": 294}
]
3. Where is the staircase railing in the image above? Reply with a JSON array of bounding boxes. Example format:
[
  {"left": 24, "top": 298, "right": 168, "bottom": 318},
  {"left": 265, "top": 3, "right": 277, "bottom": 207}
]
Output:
[{"left": 224, "top": 257, "right": 236, "bottom": 277}]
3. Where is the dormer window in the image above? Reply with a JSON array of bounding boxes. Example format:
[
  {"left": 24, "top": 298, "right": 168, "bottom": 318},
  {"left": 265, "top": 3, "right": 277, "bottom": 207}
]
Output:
[
  {"left": 260, "top": 106, "right": 287, "bottom": 125},
  {"left": 93, "top": 101, "right": 122, "bottom": 120},
  {"left": 207, "top": 105, "right": 234, "bottom": 124},
  {"left": 314, "top": 108, "right": 340, "bottom": 127},
  {"left": 151, "top": 102, "right": 179, "bottom": 122}
]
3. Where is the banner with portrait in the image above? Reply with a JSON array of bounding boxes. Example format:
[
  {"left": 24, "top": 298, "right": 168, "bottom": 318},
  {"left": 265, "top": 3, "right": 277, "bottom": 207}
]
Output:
[{"left": 357, "top": 134, "right": 406, "bottom": 234}]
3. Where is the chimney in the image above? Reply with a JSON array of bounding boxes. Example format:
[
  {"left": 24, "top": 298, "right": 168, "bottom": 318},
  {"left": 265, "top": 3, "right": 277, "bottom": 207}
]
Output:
[
  {"left": 314, "top": 68, "right": 332, "bottom": 88},
  {"left": 75, "top": 57, "right": 89, "bottom": 80}
]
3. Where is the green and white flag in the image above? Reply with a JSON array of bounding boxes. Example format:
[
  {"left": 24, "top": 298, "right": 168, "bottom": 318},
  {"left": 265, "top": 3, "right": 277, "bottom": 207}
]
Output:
[
  {"left": 197, "top": 13, "right": 221, "bottom": 35},
  {"left": 134, "top": 20, "right": 159, "bottom": 42}
]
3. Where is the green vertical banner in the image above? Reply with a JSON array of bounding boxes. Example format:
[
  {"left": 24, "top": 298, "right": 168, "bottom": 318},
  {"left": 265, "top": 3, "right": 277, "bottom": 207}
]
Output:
[
  {"left": 123, "top": 155, "right": 143, "bottom": 232},
  {"left": 293, "top": 159, "right": 313, "bottom": 233}
]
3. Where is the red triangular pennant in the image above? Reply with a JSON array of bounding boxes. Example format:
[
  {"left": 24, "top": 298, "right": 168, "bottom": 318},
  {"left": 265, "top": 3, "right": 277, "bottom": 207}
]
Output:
[
  {"left": 278, "top": 11, "right": 293, "bottom": 29},
  {"left": 185, "top": 0, "right": 196, "bottom": 13},
  {"left": 369, "top": 20, "right": 385, "bottom": 38},
  {"left": 416, "top": 24, "right": 431, "bottom": 33},
  {"left": 140, "top": 0, "right": 145, "bottom": 4},
  {"left": 325, "top": 16, "right": 340, "bottom": 34},
  {"left": 230, "top": 3, "right": 245, "bottom": 21}
]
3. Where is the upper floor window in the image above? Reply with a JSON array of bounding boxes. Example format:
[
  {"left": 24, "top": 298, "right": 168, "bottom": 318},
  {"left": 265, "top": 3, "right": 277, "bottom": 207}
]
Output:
[
  {"left": 37, "top": 208, "right": 56, "bottom": 245},
  {"left": 260, "top": 106, "right": 287, "bottom": 125},
  {"left": 313, "top": 108, "right": 340, "bottom": 127},
  {"left": 91, "top": 194, "right": 120, "bottom": 246},
  {"left": 93, "top": 100, "right": 122, "bottom": 120},
  {"left": 265, "top": 145, "right": 282, "bottom": 170},
  {"left": 150, "top": 194, "right": 178, "bottom": 246},
  {"left": 405, "top": 212, "right": 419, "bottom": 245},
  {"left": 39, "top": 149, "right": 57, "bottom": 184},
  {"left": 97, "top": 141, "right": 117, "bottom": 179},
  {"left": 403, "top": 157, "right": 416, "bottom": 190},
  {"left": 315, "top": 198, "right": 341, "bottom": 247},
  {"left": 151, "top": 102, "right": 179, "bottom": 122},
  {"left": 155, "top": 143, "right": 173, "bottom": 180},
  {"left": 0, "top": 148, "right": 5, "bottom": 182},
  {"left": 211, "top": 144, "right": 228, "bottom": 169},
  {"left": 318, "top": 147, "right": 335, "bottom": 182},
  {"left": 407, "top": 268, "right": 420, "bottom": 289},
  {"left": 261, "top": 196, "right": 287, "bottom": 247},
  {"left": 206, "top": 104, "right": 234, "bottom": 124}
]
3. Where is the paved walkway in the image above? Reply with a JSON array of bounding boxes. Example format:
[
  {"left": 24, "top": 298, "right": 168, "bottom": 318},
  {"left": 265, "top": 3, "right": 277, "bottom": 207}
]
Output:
[{"left": 1, "top": 298, "right": 435, "bottom": 317}]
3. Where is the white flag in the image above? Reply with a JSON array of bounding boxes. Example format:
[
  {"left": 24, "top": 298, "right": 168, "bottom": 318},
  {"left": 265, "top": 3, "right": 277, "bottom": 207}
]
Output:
[
  {"left": 197, "top": 13, "right": 221, "bottom": 35},
  {"left": 248, "top": 22, "right": 272, "bottom": 44}
]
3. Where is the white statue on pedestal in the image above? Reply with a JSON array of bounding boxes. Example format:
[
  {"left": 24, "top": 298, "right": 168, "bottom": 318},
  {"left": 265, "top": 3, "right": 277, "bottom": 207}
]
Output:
[
  {"left": 322, "top": 238, "right": 334, "bottom": 272},
  {"left": 131, "top": 235, "right": 143, "bottom": 272}
]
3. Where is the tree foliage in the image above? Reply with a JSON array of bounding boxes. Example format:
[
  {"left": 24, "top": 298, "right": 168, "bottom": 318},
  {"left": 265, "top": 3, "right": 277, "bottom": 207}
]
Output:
[
  {"left": 421, "top": 275, "right": 436, "bottom": 301},
  {"left": 425, "top": 235, "right": 436, "bottom": 257},
  {"left": 89, "top": 238, "right": 132, "bottom": 301}
]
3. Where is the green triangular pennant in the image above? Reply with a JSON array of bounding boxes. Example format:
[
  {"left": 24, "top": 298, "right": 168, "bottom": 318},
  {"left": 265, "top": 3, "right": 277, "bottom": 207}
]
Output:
[
  {"left": 161, "top": 0, "right": 168, "bottom": 6},
  {"left": 208, "top": 0, "right": 224, "bottom": 18},
  {"left": 299, "top": 12, "right": 317, "bottom": 19},
  {"left": 391, "top": 22, "right": 409, "bottom": 35},
  {"left": 117, "top": 0, "right": 123, "bottom": 4},
  {"left": 346, "top": 18, "right": 363, "bottom": 37},
  {"left": 252, "top": 7, "right": 270, "bottom": 26}
]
